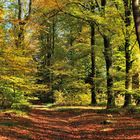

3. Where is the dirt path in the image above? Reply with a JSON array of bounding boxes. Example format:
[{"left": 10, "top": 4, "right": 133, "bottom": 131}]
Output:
[{"left": 0, "top": 106, "right": 140, "bottom": 140}]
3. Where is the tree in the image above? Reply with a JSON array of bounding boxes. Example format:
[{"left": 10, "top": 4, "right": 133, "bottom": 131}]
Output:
[
  {"left": 101, "top": 0, "right": 115, "bottom": 108},
  {"left": 90, "top": 21, "right": 97, "bottom": 105},
  {"left": 123, "top": 0, "right": 132, "bottom": 107},
  {"left": 0, "top": 0, "right": 46, "bottom": 109},
  {"left": 132, "top": 73, "right": 140, "bottom": 105},
  {"left": 132, "top": 0, "right": 140, "bottom": 48},
  {"left": 1, "top": 0, "right": 140, "bottom": 109}
]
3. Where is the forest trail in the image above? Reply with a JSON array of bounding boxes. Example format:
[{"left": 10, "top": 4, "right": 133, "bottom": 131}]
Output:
[{"left": 0, "top": 106, "right": 140, "bottom": 140}]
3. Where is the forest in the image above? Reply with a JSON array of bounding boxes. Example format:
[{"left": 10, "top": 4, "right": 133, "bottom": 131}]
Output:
[{"left": 0, "top": 0, "right": 140, "bottom": 139}]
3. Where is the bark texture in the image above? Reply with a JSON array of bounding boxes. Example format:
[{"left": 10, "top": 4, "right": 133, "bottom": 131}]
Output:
[
  {"left": 101, "top": 0, "right": 115, "bottom": 108},
  {"left": 90, "top": 22, "right": 97, "bottom": 105},
  {"left": 123, "top": 0, "right": 132, "bottom": 107},
  {"left": 103, "top": 36, "right": 115, "bottom": 108},
  {"left": 132, "top": 0, "right": 140, "bottom": 48}
]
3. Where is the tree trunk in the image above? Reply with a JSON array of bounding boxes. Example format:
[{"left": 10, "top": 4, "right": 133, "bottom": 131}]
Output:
[
  {"left": 103, "top": 36, "right": 115, "bottom": 108},
  {"left": 123, "top": 0, "right": 132, "bottom": 107},
  {"left": 46, "top": 20, "right": 56, "bottom": 103},
  {"left": 132, "top": 0, "right": 140, "bottom": 48},
  {"left": 17, "top": 0, "right": 24, "bottom": 48},
  {"left": 90, "top": 22, "right": 97, "bottom": 105},
  {"left": 17, "top": 0, "right": 32, "bottom": 48},
  {"left": 124, "top": 43, "right": 132, "bottom": 106},
  {"left": 101, "top": 0, "right": 115, "bottom": 108},
  {"left": 132, "top": 73, "right": 140, "bottom": 105}
]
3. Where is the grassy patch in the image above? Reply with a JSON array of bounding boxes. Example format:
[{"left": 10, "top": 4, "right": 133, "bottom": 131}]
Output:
[
  {"left": 0, "top": 109, "right": 28, "bottom": 117},
  {"left": 106, "top": 108, "right": 122, "bottom": 113},
  {"left": 105, "top": 106, "right": 140, "bottom": 114}
]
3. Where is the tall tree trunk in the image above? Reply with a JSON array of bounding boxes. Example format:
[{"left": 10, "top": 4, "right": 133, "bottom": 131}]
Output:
[
  {"left": 103, "top": 36, "right": 115, "bottom": 108},
  {"left": 123, "top": 0, "right": 132, "bottom": 107},
  {"left": 17, "top": 0, "right": 23, "bottom": 48},
  {"left": 101, "top": 0, "right": 115, "bottom": 108},
  {"left": 17, "top": 0, "right": 32, "bottom": 48},
  {"left": 132, "top": 0, "right": 140, "bottom": 48},
  {"left": 45, "top": 19, "right": 56, "bottom": 103},
  {"left": 124, "top": 40, "right": 132, "bottom": 107},
  {"left": 90, "top": 22, "right": 97, "bottom": 105}
]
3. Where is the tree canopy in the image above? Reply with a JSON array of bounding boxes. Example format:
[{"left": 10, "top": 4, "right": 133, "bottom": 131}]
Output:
[{"left": 0, "top": 0, "right": 140, "bottom": 109}]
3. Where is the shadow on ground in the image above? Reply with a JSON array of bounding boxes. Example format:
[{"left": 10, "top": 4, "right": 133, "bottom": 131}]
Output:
[{"left": 0, "top": 106, "right": 140, "bottom": 140}]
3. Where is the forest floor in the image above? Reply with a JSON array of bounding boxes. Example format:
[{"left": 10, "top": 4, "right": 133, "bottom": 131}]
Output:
[{"left": 0, "top": 105, "right": 140, "bottom": 140}]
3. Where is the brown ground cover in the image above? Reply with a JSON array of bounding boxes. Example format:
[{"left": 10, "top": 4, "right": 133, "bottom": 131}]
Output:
[{"left": 0, "top": 106, "right": 140, "bottom": 140}]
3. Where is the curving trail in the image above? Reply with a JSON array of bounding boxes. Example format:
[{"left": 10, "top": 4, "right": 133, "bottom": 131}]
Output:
[{"left": 0, "top": 106, "right": 140, "bottom": 140}]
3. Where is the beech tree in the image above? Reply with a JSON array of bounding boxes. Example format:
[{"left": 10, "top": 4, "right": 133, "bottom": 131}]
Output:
[
  {"left": 1, "top": 0, "right": 140, "bottom": 109},
  {"left": 132, "top": 0, "right": 140, "bottom": 48},
  {"left": 123, "top": 0, "right": 132, "bottom": 107}
]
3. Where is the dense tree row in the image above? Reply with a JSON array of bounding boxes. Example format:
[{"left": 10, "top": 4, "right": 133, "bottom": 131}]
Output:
[{"left": 0, "top": 0, "right": 140, "bottom": 109}]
